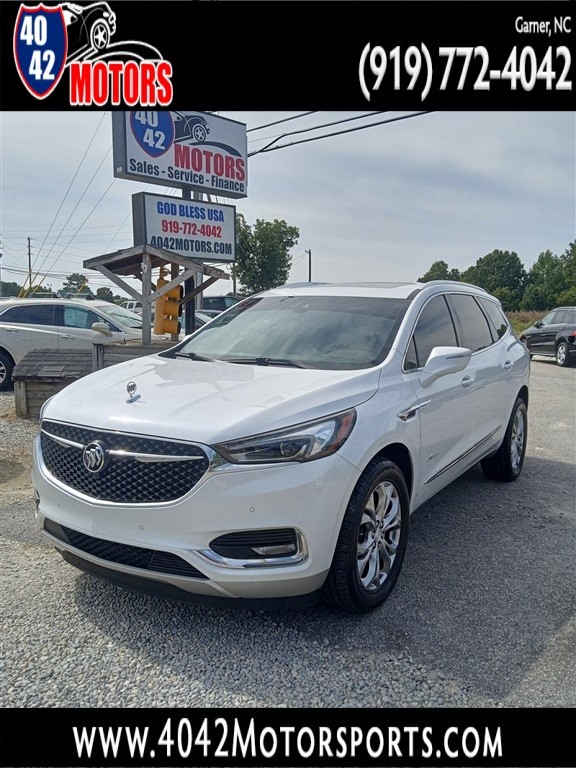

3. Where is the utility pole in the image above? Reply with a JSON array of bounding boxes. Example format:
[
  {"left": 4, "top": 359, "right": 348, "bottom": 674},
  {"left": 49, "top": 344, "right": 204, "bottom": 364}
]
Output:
[
  {"left": 307, "top": 249, "right": 312, "bottom": 282},
  {"left": 27, "top": 237, "right": 32, "bottom": 296}
]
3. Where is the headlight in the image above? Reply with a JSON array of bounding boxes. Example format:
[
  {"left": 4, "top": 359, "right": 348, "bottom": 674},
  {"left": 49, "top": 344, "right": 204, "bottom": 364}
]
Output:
[{"left": 213, "top": 409, "right": 357, "bottom": 464}]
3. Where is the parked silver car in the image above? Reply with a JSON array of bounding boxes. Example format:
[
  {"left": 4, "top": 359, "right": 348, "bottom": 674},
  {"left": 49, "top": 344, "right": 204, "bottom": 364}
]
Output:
[{"left": 0, "top": 298, "right": 145, "bottom": 391}]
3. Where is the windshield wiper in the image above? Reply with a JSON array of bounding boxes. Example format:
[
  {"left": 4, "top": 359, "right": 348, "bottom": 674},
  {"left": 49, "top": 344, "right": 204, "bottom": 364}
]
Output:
[
  {"left": 175, "top": 352, "right": 219, "bottom": 362},
  {"left": 223, "top": 356, "right": 313, "bottom": 369}
]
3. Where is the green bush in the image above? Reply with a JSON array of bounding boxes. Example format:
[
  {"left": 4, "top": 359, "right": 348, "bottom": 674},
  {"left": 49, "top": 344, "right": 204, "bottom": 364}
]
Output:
[{"left": 507, "top": 311, "right": 543, "bottom": 335}]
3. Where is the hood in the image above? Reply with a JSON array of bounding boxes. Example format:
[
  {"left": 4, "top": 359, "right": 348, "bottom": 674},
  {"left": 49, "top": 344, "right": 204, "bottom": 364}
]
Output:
[{"left": 43, "top": 354, "right": 381, "bottom": 444}]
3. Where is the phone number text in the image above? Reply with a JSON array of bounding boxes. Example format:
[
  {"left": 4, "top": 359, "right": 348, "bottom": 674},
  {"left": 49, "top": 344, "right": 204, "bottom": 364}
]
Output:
[{"left": 359, "top": 45, "right": 572, "bottom": 101}]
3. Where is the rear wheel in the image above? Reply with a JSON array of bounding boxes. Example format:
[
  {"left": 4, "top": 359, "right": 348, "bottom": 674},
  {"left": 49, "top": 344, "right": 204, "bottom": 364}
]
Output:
[
  {"left": 481, "top": 398, "right": 527, "bottom": 482},
  {"left": 0, "top": 350, "right": 15, "bottom": 392},
  {"left": 322, "top": 458, "right": 410, "bottom": 613},
  {"left": 556, "top": 342, "right": 572, "bottom": 367}
]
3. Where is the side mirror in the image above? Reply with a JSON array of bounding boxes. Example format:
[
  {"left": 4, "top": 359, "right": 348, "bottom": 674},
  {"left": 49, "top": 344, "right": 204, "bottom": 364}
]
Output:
[
  {"left": 91, "top": 322, "right": 113, "bottom": 337},
  {"left": 420, "top": 346, "right": 471, "bottom": 388},
  {"left": 534, "top": 321, "right": 543, "bottom": 328}
]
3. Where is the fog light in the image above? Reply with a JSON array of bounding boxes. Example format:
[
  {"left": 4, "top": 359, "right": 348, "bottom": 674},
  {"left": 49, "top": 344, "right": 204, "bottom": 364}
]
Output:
[
  {"left": 203, "top": 528, "right": 308, "bottom": 567},
  {"left": 251, "top": 543, "right": 297, "bottom": 556}
]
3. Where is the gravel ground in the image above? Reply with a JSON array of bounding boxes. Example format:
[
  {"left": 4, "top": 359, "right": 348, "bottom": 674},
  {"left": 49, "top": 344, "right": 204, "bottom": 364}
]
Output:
[
  {"left": 0, "top": 391, "right": 499, "bottom": 708},
  {"left": 0, "top": 392, "right": 39, "bottom": 504}
]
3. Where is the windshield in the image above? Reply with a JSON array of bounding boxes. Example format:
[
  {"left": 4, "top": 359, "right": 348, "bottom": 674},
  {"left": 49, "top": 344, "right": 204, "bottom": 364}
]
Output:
[
  {"left": 172, "top": 295, "right": 410, "bottom": 370},
  {"left": 97, "top": 304, "right": 143, "bottom": 329}
]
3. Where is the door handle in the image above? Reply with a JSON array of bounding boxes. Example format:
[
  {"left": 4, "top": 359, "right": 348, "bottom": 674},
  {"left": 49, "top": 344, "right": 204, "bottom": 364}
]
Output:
[
  {"left": 461, "top": 375, "right": 475, "bottom": 388},
  {"left": 397, "top": 400, "right": 431, "bottom": 422},
  {"left": 504, "top": 361, "right": 514, "bottom": 370},
  {"left": 60, "top": 334, "right": 75, "bottom": 339}
]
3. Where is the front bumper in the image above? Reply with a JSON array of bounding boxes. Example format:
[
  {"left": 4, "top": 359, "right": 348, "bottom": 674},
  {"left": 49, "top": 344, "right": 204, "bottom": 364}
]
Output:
[{"left": 33, "top": 436, "right": 360, "bottom": 605}]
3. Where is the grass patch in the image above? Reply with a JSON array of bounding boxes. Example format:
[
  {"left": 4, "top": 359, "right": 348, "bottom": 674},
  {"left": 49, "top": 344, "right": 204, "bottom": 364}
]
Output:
[{"left": 507, "top": 311, "right": 543, "bottom": 335}]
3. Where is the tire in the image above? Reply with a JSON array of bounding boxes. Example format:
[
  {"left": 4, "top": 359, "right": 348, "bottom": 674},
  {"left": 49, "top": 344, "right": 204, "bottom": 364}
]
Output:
[
  {"left": 90, "top": 21, "right": 109, "bottom": 50},
  {"left": 556, "top": 342, "right": 572, "bottom": 367},
  {"left": 481, "top": 398, "right": 527, "bottom": 482},
  {"left": 322, "top": 458, "right": 410, "bottom": 613},
  {"left": 193, "top": 124, "right": 207, "bottom": 142},
  {"left": 0, "top": 350, "right": 15, "bottom": 392}
]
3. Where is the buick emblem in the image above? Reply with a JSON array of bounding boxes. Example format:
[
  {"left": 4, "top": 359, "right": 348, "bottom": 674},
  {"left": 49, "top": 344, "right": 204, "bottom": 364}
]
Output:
[
  {"left": 126, "top": 381, "right": 140, "bottom": 403},
  {"left": 82, "top": 441, "right": 108, "bottom": 474}
]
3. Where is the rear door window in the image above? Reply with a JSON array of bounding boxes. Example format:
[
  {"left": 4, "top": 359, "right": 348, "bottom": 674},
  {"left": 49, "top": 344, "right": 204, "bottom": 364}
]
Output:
[
  {"left": 477, "top": 298, "right": 509, "bottom": 341},
  {"left": 447, "top": 294, "right": 494, "bottom": 352},
  {"left": 0, "top": 304, "right": 56, "bottom": 325}
]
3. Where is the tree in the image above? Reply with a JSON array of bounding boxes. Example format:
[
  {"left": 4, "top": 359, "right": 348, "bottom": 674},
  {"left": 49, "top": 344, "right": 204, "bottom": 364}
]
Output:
[
  {"left": 418, "top": 260, "right": 460, "bottom": 282},
  {"left": 62, "top": 273, "right": 88, "bottom": 295},
  {"left": 96, "top": 287, "right": 114, "bottom": 302},
  {"left": 557, "top": 241, "right": 576, "bottom": 305},
  {"left": 461, "top": 250, "right": 526, "bottom": 310},
  {"left": 0, "top": 281, "right": 22, "bottom": 297},
  {"left": 520, "top": 250, "right": 563, "bottom": 310},
  {"left": 233, "top": 214, "right": 300, "bottom": 295}
]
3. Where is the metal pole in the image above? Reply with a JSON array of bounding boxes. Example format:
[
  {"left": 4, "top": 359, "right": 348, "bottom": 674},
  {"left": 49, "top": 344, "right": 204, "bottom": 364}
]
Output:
[
  {"left": 182, "top": 187, "right": 196, "bottom": 335},
  {"left": 307, "top": 249, "right": 312, "bottom": 282},
  {"left": 28, "top": 237, "right": 32, "bottom": 294}
]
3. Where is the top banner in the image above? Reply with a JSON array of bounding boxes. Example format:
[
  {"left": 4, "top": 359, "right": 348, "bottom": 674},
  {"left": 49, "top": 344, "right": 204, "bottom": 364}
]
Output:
[{"left": 1, "top": 1, "right": 574, "bottom": 110}]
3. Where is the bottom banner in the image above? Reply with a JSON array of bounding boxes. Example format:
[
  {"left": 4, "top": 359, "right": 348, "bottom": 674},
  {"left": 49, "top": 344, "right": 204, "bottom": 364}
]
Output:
[{"left": 0, "top": 708, "right": 571, "bottom": 767}]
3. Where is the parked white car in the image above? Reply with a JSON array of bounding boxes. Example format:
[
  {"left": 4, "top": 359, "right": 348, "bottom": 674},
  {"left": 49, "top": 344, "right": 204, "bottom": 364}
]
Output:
[
  {"left": 33, "top": 281, "right": 530, "bottom": 613},
  {"left": 0, "top": 298, "right": 145, "bottom": 391}
]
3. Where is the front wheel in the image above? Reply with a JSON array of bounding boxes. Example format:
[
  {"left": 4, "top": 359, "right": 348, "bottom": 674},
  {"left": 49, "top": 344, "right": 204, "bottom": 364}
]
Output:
[
  {"left": 322, "top": 458, "right": 410, "bottom": 613},
  {"left": 0, "top": 350, "right": 15, "bottom": 392},
  {"left": 556, "top": 342, "right": 572, "bottom": 367},
  {"left": 481, "top": 398, "right": 527, "bottom": 482}
]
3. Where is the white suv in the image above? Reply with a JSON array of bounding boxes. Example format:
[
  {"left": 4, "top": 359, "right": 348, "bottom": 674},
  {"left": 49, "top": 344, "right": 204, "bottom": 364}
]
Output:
[
  {"left": 33, "top": 281, "right": 530, "bottom": 613},
  {"left": 0, "top": 298, "right": 144, "bottom": 391}
]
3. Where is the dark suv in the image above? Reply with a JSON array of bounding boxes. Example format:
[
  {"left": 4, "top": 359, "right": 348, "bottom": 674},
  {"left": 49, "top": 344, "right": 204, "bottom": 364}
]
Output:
[
  {"left": 202, "top": 295, "right": 241, "bottom": 313},
  {"left": 519, "top": 306, "right": 576, "bottom": 367}
]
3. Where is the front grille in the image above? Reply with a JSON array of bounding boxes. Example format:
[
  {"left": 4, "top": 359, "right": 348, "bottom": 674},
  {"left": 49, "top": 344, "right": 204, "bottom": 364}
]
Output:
[
  {"left": 44, "top": 518, "right": 207, "bottom": 579},
  {"left": 40, "top": 420, "right": 210, "bottom": 503}
]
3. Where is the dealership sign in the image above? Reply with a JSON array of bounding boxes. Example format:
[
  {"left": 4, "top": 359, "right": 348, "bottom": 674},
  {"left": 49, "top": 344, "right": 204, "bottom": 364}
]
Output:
[
  {"left": 132, "top": 192, "right": 236, "bottom": 263},
  {"left": 113, "top": 111, "right": 247, "bottom": 198}
]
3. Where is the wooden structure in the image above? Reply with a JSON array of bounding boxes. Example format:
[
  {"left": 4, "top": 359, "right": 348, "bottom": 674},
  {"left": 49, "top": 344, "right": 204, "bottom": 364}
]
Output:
[
  {"left": 12, "top": 341, "right": 179, "bottom": 419},
  {"left": 12, "top": 349, "right": 93, "bottom": 419},
  {"left": 92, "top": 339, "right": 175, "bottom": 371},
  {"left": 83, "top": 244, "right": 230, "bottom": 344}
]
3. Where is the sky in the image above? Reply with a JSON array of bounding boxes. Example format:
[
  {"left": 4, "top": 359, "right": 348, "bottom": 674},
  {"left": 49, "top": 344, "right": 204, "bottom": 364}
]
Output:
[{"left": 0, "top": 110, "right": 574, "bottom": 298}]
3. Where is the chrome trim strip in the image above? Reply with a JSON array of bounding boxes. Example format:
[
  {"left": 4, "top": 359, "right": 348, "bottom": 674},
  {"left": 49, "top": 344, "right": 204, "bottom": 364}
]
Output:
[
  {"left": 42, "top": 428, "right": 205, "bottom": 462},
  {"left": 107, "top": 449, "right": 203, "bottom": 463},
  {"left": 424, "top": 426, "right": 502, "bottom": 484},
  {"left": 41, "top": 429, "right": 83, "bottom": 450},
  {"left": 41, "top": 419, "right": 207, "bottom": 448}
]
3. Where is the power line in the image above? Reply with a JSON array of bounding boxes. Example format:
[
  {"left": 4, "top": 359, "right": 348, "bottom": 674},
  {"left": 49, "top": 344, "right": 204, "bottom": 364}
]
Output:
[
  {"left": 31, "top": 146, "right": 112, "bottom": 281},
  {"left": 249, "top": 112, "right": 387, "bottom": 155},
  {"left": 247, "top": 112, "right": 318, "bottom": 133},
  {"left": 33, "top": 112, "right": 108, "bottom": 264},
  {"left": 249, "top": 112, "right": 433, "bottom": 157}
]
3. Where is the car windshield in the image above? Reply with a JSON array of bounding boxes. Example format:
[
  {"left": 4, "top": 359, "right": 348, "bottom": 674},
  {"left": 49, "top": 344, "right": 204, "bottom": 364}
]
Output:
[
  {"left": 173, "top": 295, "right": 410, "bottom": 370},
  {"left": 97, "top": 304, "right": 143, "bottom": 329}
]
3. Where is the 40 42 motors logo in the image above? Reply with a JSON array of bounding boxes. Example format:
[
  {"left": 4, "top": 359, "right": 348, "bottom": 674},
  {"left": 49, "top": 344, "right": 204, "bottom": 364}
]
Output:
[{"left": 13, "top": 2, "right": 173, "bottom": 106}]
